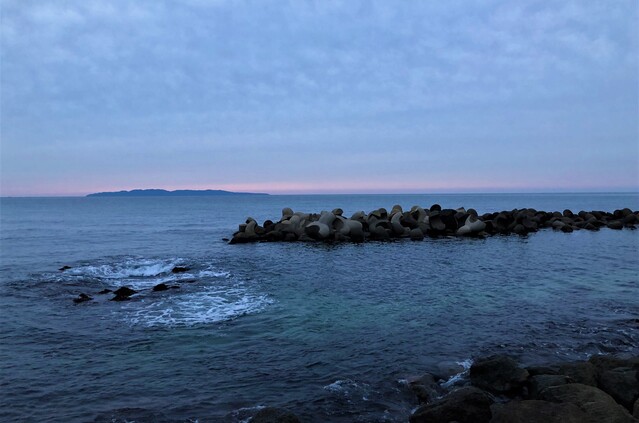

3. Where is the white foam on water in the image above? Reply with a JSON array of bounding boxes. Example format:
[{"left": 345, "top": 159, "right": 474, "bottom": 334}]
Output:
[
  {"left": 441, "top": 358, "right": 473, "bottom": 388},
  {"left": 67, "top": 258, "right": 180, "bottom": 279},
  {"left": 123, "top": 284, "right": 273, "bottom": 327},
  {"left": 323, "top": 379, "right": 371, "bottom": 397}
]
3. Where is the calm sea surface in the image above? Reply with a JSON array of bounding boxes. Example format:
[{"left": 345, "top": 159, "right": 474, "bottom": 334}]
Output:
[{"left": 1, "top": 193, "right": 638, "bottom": 422}]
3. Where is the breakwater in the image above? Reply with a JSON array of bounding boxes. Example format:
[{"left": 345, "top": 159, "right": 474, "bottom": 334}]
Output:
[{"left": 229, "top": 205, "right": 638, "bottom": 243}]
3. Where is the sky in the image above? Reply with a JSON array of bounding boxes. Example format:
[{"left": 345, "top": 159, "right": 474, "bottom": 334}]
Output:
[{"left": 1, "top": 0, "right": 638, "bottom": 196}]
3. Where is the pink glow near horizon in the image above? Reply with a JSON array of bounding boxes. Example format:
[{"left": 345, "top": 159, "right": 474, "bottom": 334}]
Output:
[{"left": 2, "top": 179, "right": 638, "bottom": 197}]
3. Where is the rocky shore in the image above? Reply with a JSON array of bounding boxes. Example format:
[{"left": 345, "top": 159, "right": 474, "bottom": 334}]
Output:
[
  {"left": 407, "top": 354, "right": 639, "bottom": 423},
  {"left": 229, "top": 205, "right": 638, "bottom": 244},
  {"left": 252, "top": 354, "right": 639, "bottom": 422}
]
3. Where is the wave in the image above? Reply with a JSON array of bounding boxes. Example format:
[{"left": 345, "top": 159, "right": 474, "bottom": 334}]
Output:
[
  {"left": 57, "top": 257, "right": 271, "bottom": 327},
  {"left": 123, "top": 285, "right": 273, "bottom": 328}
]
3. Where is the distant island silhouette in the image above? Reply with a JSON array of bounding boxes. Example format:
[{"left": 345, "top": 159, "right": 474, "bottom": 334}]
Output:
[{"left": 87, "top": 189, "right": 269, "bottom": 197}]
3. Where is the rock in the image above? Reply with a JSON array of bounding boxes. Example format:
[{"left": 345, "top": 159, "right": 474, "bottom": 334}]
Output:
[
  {"left": 589, "top": 355, "right": 639, "bottom": 377},
  {"left": 97, "top": 289, "right": 112, "bottom": 294},
  {"left": 409, "top": 373, "right": 443, "bottom": 403},
  {"left": 251, "top": 407, "right": 300, "bottom": 423},
  {"left": 409, "top": 386, "right": 493, "bottom": 423},
  {"left": 561, "top": 225, "right": 574, "bottom": 233},
  {"left": 409, "top": 227, "right": 424, "bottom": 241},
  {"left": 430, "top": 204, "right": 442, "bottom": 212},
  {"left": 528, "top": 374, "right": 573, "bottom": 399},
  {"left": 526, "top": 366, "right": 559, "bottom": 376},
  {"left": 607, "top": 220, "right": 624, "bottom": 230},
  {"left": 490, "top": 400, "right": 591, "bottom": 423},
  {"left": 557, "top": 362, "right": 597, "bottom": 386},
  {"left": 73, "top": 293, "right": 92, "bottom": 304},
  {"left": 634, "top": 397, "right": 638, "bottom": 418},
  {"left": 111, "top": 286, "right": 136, "bottom": 301},
  {"left": 598, "top": 367, "right": 639, "bottom": 411},
  {"left": 470, "top": 355, "right": 529, "bottom": 395},
  {"left": 171, "top": 266, "right": 189, "bottom": 273},
  {"left": 513, "top": 224, "right": 527, "bottom": 235},
  {"left": 59, "top": 265, "right": 72, "bottom": 271},
  {"left": 539, "top": 383, "right": 635, "bottom": 423},
  {"left": 152, "top": 283, "right": 169, "bottom": 292}
]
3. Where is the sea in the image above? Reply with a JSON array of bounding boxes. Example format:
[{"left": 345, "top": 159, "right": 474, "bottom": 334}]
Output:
[{"left": 1, "top": 193, "right": 638, "bottom": 422}]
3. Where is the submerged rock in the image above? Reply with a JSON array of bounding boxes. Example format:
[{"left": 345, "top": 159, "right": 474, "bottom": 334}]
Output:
[
  {"left": 73, "top": 293, "right": 92, "bottom": 304},
  {"left": 152, "top": 283, "right": 169, "bottom": 292},
  {"left": 171, "top": 266, "right": 189, "bottom": 273},
  {"left": 111, "top": 286, "right": 136, "bottom": 301},
  {"left": 59, "top": 265, "right": 72, "bottom": 271}
]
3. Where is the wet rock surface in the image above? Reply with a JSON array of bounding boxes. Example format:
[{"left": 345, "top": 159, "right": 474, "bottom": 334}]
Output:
[
  {"left": 406, "top": 354, "right": 639, "bottom": 423},
  {"left": 229, "top": 206, "right": 638, "bottom": 244}
]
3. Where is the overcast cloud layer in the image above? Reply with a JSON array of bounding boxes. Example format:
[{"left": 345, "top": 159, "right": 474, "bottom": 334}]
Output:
[{"left": 1, "top": 0, "right": 637, "bottom": 195}]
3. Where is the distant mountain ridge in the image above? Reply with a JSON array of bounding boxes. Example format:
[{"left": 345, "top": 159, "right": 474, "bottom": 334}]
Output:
[{"left": 87, "top": 189, "right": 268, "bottom": 197}]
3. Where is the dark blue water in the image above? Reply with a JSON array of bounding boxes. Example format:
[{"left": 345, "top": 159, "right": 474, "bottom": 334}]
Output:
[{"left": 1, "top": 193, "right": 638, "bottom": 422}]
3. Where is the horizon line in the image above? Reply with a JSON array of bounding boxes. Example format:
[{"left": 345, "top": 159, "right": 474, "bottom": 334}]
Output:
[{"left": 2, "top": 190, "right": 638, "bottom": 198}]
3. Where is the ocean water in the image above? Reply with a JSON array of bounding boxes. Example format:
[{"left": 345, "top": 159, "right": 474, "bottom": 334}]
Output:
[{"left": 1, "top": 193, "right": 638, "bottom": 422}]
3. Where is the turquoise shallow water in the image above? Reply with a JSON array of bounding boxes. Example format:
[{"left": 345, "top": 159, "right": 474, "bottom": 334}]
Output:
[{"left": 1, "top": 193, "right": 638, "bottom": 422}]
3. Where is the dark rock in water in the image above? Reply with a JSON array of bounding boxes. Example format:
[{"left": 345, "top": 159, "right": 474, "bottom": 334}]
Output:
[
  {"left": 607, "top": 220, "right": 624, "bottom": 230},
  {"left": 171, "top": 266, "right": 189, "bottom": 273},
  {"left": 409, "top": 227, "right": 425, "bottom": 241},
  {"left": 97, "top": 289, "right": 112, "bottom": 294},
  {"left": 598, "top": 367, "right": 639, "bottom": 412},
  {"left": 469, "top": 355, "right": 529, "bottom": 395},
  {"left": 538, "top": 383, "right": 635, "bottom": 422},
  {"left": 59, "top": 265, "right": 72, "bottom": 271},
  {"left": 111, "top": 286, "right": 136, "bottom": 301},
  {"left": 557, "top": 362, "right": 597, "bottom": 386},
  {"left": 251, "top": 407, "right": 301, "bottom": 423},
  {"left": 513, "top": 224, "right": 527, "bottom": 236},
  {"left": 409, "top": 373, "right": 443, "bottom": 403},
  {"left": 489, "top": 400, "right": 590, "bottom": 423},
  {"left": 528, "top": 374, "right": 573, "bottom": 399},
  {"left": 153, "top": 283, "right": 169, "bottom": 292},
  {"left": 561, "top": 225, "right": 574, "bottom": 233},
  {"left": 73, "top": 293, "right": 92, "bottom": 304},
  {"left": 430, "top": 203, "right": 441, "bottom": 212},
  {"left": 409, "top": 386, "right": 493, "bottom": 423},
  {"left": 222, "top": 237, "right": 230, "bottom": 242},
  {"left": 170, "top": 285, "right": 180, "bottom": 289}
]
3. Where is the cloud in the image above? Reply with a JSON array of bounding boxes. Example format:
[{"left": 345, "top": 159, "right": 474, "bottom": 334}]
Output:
[{"left": 1, "top": 0, "right": 637, "bottom": 195}]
